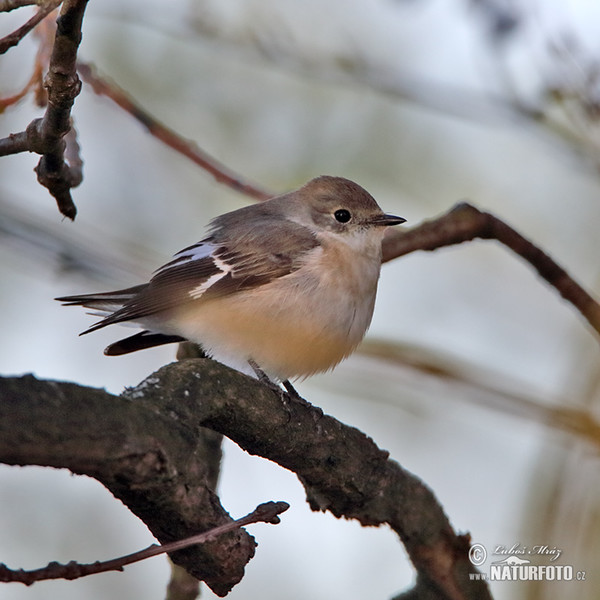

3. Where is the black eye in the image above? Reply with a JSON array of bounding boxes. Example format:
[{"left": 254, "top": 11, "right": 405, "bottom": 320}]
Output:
[{"left": 334, "top": 209, "right": 351, "bottom": 223}]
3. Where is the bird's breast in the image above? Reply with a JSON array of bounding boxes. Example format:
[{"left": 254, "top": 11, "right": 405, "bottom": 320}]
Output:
[{"left": 166, "top": 238, "right": 383, "bottom": 379}]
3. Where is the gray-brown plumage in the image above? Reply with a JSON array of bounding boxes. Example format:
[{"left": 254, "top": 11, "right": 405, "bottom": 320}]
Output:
[{"left": 57, "top": 176, "right": 405, "bottom": 379}]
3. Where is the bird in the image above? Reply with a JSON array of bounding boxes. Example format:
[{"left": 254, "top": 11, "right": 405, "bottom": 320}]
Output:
[{"left": 57, "top": 176, "right": 405, "bottom": 383}]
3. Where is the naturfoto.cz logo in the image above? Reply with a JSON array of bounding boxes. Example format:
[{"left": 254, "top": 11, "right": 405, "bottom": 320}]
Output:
[{"left": 468, "top": 543, "right": 586, "bottom": 582}]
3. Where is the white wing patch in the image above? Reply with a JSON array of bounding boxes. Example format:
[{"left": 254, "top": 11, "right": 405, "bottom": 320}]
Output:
[
  {"left": 155, "top": 241, "right": 217, "bottom": 274},
  {"left": 188, "top": 254, "right": 231, "bottom": 299}
]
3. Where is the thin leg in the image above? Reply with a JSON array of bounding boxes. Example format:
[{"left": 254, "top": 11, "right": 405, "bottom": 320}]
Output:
[
  {"left": 248, "top": 359, "right": 283, "bottom": 394},
  {"left": 282, "top": 379, "right": 303, "bottom": 400},
  {"left": 248, "top": 360, "right": 308, "bottom": 405}
]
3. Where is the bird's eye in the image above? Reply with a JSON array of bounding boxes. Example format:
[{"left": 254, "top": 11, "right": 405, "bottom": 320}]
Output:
[{"left": 334, "top": 209, "right": 351, "bottom": 223}]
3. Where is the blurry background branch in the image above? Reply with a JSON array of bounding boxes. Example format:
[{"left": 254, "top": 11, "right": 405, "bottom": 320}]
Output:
[
  {"left": 0, "top": 0, "right": 60, "bottom": 53},
  {"left": 0, "top": 360, "right": 492, "bottom": 600},
  {"left": 359, "top": 338, "right": 600, "bottom": 451},
  {"left": 382, "top": 203, "right": 600, "bottom": 338},
  {"left": 76, "top": 61, "right": 273, "bottom": 201},
  {"left": 190, "top": 1, "right": 600, "bottom": 169}
]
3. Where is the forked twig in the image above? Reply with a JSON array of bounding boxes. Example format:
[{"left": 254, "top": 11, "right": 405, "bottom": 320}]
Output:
[{"left": 0, "top": 0, "right": 61, "bottom": 54}]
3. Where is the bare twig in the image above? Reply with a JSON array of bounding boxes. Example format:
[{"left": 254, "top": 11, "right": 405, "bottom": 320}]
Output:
[
  {"left": 0, "top": 501, "right": 288, "bottom": 586},
  {"left": 32, "top": 0, "right": 87, "bottom": 218},
  {"left": 0, "top": 0, "right": 87, "bottom": 219},
  {"left": 0, "top": 131, "right": 30, "bottom": 154},
  {"left": 0, "top": 2, "right": 53, "bottom": 112},
  {"left": 0, "top": 6, "right": 54, "bottom": 111},
  {"left": 0, "top": 0, "right": 61, "bottom": 54},
  {"left": 76, "top": 61, "right": 273, "bottom": 201},
  {"left": 0, "top": 0, "right": 42, "bottom": 10},
  {"left": 382, "top": 202, "right": 600, "bottom": 338}
]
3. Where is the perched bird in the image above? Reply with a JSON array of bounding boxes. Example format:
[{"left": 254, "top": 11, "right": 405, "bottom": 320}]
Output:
[{"left": 57, "top": 176, "right": 405, "bottom": 382}]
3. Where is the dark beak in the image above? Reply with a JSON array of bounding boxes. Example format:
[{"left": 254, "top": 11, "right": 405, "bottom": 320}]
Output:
[{"left": 370, "top": 213, "right": 406, "bottom": 227}]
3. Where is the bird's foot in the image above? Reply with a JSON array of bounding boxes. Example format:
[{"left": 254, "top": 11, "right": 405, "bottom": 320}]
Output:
[{"left": 248, "top": 360, "right": 310, "bottom": 407}]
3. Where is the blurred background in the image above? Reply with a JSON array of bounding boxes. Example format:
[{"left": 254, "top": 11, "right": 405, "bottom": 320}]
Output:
[{"left": 1, "top": 1, "right": 600, "bottom": 598}]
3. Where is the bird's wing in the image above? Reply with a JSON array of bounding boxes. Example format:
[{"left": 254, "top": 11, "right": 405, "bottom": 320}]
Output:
[{"left": 79, "top": 219, "right": 319, "bottom": 331}]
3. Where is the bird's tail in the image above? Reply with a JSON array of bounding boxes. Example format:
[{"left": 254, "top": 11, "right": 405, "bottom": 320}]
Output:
[
  {"left": 55, "top": 284, "right": 148, "bottom": 332},
  {"left": 56, "top": 284, "right": 146, "bottom": 309},
  {"left": 57, "top": 283, "right": 187, "bottom": 354}
]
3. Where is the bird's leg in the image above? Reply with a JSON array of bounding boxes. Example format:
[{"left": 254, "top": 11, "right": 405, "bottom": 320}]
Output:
[
  {"left": 282, "top": 379, "right": 303, "bottom": 400},
  {"left": 248, "top": 359, "right": 283, "bottom": 394},
  {"left": 248, "top": 359, "right": 308, "bottom": 405}
]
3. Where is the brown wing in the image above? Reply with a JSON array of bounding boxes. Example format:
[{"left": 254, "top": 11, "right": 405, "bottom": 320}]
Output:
[{"left": 79, "top": 219, "right": 319, "bottom": 332}]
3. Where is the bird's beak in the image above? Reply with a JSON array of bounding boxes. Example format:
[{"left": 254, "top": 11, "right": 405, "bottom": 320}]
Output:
[{"left": 370, "top": 213, "right": 406, "bottom": 227}]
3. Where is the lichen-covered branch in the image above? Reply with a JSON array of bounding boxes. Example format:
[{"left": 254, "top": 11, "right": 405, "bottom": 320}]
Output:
[
  {"left": 0, "top": 361, "right": 492, "bottom": 600},
  {"left": 0, "top": 372, "right": 254, "bottom": 597}
]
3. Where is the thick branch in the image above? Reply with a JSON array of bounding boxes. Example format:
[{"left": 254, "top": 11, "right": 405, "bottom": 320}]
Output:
[
  {"left": 0, "top": 373, "right": 255, "bottom": 597},
  {"left": 0, "top": 362, "right": 491, "bottom": 600},
  {"left": 382, "top": 202, "right": 600, "bottom": 337}
]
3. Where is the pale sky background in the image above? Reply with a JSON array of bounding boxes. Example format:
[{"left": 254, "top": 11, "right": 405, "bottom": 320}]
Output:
[{"left": 1, "top": 1, "right": 600, "bottom": 599}]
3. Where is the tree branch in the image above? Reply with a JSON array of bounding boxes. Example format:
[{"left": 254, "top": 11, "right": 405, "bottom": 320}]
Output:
[
  {"left": 0, "top": 0, "right": 87, "bottom": 219},
  {"left": 76, "top": 61, "right": 273, "bottom": 201},
  {"left": 0, "top": 10, "right": 52, "bottom": 111},
  {"left": 0, "top": 372, "right": 255, "bottom": 597},
  {"left": 382, "top": 202, "right": 600, "bottom": 338},
  {"left": 0, "top": 0, "right": 42, "bottom": 11},
  {"left": 0, "top": 0, "right": 61, "bottom": 54},
  {"left": 0, "top": 362, "right": 491, "bottom": 600},
  {"left": 0, "top": 501, "right": 288, "bottom": 586}
]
